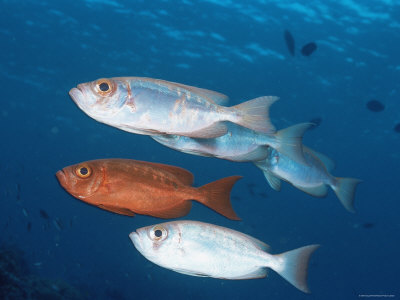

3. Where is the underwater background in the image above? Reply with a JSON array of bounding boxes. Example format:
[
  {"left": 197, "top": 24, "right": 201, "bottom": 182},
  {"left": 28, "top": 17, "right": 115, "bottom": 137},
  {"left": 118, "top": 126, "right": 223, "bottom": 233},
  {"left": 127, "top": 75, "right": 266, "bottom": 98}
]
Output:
[{"left": 1, "top": 0, "right": 399, "bottom": 299}]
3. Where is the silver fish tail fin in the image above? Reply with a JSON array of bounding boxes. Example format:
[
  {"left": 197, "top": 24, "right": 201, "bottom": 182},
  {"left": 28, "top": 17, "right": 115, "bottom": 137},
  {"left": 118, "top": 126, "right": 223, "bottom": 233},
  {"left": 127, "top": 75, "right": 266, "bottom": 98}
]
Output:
[
  {"left": 232, "top": 96, "right": 278, "bottom": 134},
  {"left": 332, "top": 177, "right": 362, "bottom": 212},
  {"left": 269, "top": 244, "right": 320, "bottom": 293},
  {"left": 196, "top": 175, "right": 242, "bottom": 220},
  {"left": 273, "top": 123, "right": 313, "bottom": 165}
]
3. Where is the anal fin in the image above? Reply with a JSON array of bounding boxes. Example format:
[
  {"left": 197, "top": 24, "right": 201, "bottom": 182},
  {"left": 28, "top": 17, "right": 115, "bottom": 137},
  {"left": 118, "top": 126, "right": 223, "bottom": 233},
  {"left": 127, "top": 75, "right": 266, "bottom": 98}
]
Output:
[
  {"left": 293, "top": 184, "right": 328, "bottom": 197},
  {"left": 144, "top": 201, "right": 192, "bottom": 219}
]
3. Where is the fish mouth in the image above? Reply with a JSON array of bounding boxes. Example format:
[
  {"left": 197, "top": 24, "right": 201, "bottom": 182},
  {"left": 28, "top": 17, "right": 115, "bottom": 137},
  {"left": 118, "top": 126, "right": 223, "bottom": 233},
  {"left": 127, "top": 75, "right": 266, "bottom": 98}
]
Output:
[
  {"left": 55, "top": 170, "right": 67, "bottom": 189},
  {"left": 129, "top": 231, "right": 143, "bottom": 252},
  {"left": 69, "top": 87, "right": 85, "bottom": 108}
]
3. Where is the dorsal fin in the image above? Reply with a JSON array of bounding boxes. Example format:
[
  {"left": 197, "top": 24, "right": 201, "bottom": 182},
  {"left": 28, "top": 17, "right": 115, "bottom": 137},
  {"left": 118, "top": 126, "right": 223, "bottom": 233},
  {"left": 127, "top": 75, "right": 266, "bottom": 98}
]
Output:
[
  {"left": 156, "top": 79, "right": 229, "bottom": 105},
  {"left": 304, "top": 146, "right": 335, "bottom": 172},
  {"left": 141, "top": 161, "right": 194, "bottom": 186}
]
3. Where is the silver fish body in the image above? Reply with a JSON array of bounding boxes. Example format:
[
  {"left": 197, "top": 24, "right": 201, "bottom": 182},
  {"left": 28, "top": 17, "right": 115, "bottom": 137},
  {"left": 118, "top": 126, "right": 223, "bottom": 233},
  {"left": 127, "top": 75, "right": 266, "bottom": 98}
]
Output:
[
  {"left": 255, "top": 146, "right": 361, "bottom": 212},
  {"left": 152, "top": 122, "right": 311, "bottom": 164},
  {"left": 69, "top": 77, "right": 277, "bottom": 138},
  {"left": 130, "top": 220, "right": 319, "bottom": 293}
]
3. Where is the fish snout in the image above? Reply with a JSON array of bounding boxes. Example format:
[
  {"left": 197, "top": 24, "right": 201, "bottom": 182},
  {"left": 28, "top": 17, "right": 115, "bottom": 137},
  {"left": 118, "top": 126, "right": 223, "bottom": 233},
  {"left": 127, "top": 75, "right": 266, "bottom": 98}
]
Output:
[
  {"left": 68, "top": 87, "right": 85, "bottom": 106},
  {"left": 55, "top": 170, "right": 68, "bottom": 189},
  {"left": 129, "top": 231, "right": 143, "bottom": 251}
]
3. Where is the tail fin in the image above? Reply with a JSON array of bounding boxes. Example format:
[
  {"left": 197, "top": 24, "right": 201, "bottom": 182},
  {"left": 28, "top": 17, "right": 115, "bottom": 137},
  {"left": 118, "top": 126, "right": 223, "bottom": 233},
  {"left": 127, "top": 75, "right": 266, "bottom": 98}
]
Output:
[
  {"left": 273, "top": 123, "right": 312, "bottom": 165},
  {"left": 232, "top": 96, "right": 279, "bottom": 134},
  {"left": 196, "top": 176, "right": 242, "bottom": 220},
  {"left": 270, "top": 244, "right": 320, "bottom": 293},
  {"left": 332, "top": 177, "right": 362, "bottom": 212}
]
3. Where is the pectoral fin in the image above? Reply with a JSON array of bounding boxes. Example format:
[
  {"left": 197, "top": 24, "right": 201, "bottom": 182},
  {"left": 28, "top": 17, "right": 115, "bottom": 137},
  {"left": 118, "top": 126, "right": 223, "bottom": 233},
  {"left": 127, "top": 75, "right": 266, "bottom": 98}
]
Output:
[
  {"left": 184, "top": 122, "right": 227, "bottom": 138},
  {"left": 262, "top": 169, "right": 282, "bottom": 191},
  {"left": 97, "top": 204, "right": 135, "bottom": 216}
]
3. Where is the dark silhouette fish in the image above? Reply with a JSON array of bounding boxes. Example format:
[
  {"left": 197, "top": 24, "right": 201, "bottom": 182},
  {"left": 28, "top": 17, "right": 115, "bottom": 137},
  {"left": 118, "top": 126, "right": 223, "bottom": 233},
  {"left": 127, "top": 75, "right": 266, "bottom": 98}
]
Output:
[
  {"left": 284, "top": 30, "right": 295, "bottom": 56},
  {"left": 39, "top": 210, "right": 49, "bottom": 220},
  {"left": 309, "top": 117, "right": 322, "bottom": 129},
  {"left": 363, "top": 222, "right": 375, "bottom": 229},
  {"left": 301, "top": 42, "right": 317, "bottom": 56},
  {"left": 394, "top": 123, "right": 400, "bottom": 133},
  {"left": 366, "top": 100, "right": 384, "bottom": 112}
]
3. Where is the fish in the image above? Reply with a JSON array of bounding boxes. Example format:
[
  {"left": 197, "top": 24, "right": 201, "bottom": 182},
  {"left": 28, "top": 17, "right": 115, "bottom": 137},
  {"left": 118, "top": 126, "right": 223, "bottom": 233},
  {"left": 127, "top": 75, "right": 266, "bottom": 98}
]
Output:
[
  {"left": 394, "top": 123, "right": 400, "bottom": 133},
  {"left": 151, "top": 122, "right": 312, "bottom": 165},
  {"left": 130, "top": 220, "right": 319, "bottom": 293},
  {"left": 309, "top": 117, "right": 322, "bottom": 130},
  {"left": 39, "top": 209, "right": 49, "bottom": 220},
  {"left": 56, "top": 159, "right": 241, "bottom": 220},
  {"left": 254, "top": 146, "right": 361, "bottom": 212},
  {"left": 284, "top": 30, "right": 295, "bottom": 56},
  {"left": 301, "top": 42, "right": 317, "bottom": 56},
  {"left": 366, "top": 100, "right": 384, "bottom": 112},
  {"left": 69, "top": 77, "right": 277, "bottom": 138}
]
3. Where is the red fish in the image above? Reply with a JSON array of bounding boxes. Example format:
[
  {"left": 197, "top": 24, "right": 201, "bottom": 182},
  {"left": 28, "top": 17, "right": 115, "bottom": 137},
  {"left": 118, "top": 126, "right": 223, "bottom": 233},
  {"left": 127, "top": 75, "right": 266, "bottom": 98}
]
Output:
[{"left": 56, "top": 159, "right": 241, "bottom": 220}]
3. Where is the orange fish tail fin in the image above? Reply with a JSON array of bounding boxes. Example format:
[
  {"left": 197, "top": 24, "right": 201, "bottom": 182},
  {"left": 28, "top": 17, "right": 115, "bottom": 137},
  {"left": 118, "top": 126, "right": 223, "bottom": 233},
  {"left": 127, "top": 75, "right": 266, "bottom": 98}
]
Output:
[
  {"left": 232, "top": 96, "right": 279, "bottom": 134},
  {"left": 332, "top": 177, "right": 362, "bottom": 212},
  {"left": 196, "top": 175, "right": 242, "bottom": 220},
  {"left": 269, "top": 244, "right": 320, "bottom": 293}
]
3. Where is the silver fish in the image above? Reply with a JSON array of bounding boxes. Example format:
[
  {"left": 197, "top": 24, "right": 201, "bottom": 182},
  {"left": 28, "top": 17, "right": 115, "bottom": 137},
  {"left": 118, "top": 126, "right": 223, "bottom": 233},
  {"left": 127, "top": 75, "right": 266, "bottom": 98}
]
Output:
[
  {"left": 152, "top": 122, "right": 312, "bottom": 164},
  {"left": 69, "top": 77, "right": 278, "bottom": 138},
  {"left": 130, "top": 220, "right": 319, "bottom": 293},
  {"left": 254, "top": 146, "right": 361, "bottom": 212}
]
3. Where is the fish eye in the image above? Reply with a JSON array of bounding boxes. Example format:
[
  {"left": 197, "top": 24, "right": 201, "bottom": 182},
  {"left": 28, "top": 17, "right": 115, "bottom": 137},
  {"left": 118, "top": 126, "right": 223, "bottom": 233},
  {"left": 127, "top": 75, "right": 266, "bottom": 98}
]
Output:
[
  {"left": 75, "top": 164, "right": 92, "bottom": 179},
  {"left": 95, "top": 78, "right": 114, "bottom": 96},
  {"left": 150, "top": 225, "right": 168, "bottom": 241}
]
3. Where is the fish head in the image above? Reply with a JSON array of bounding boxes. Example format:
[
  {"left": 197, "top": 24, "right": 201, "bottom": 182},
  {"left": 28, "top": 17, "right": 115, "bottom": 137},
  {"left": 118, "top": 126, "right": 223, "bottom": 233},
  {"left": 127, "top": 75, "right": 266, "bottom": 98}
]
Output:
[
  {"left": 69, "top": 78, "right": 130, "bottom": 121},
  {"left": 130, "top": 222, "right": 182, "bottom": 264},
  {"left": 56, "top": 160, "right": 105, "bottom": 201}
]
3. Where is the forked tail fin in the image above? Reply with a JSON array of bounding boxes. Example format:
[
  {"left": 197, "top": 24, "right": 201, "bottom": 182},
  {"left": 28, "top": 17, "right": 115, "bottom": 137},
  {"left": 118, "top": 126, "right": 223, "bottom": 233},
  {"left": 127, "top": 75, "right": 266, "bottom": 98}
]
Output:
[
  {"left": 332, "top": 177, "right": 362, "bottom": 212},
  {"left": 196, "top": 176, "right": 242, "bottom": 220},
  {"left": 269, "top": 244, "right": 320, "bottom": 293},
  {"left": 232, "top": 96, "right": 279, "bottom": 134}
]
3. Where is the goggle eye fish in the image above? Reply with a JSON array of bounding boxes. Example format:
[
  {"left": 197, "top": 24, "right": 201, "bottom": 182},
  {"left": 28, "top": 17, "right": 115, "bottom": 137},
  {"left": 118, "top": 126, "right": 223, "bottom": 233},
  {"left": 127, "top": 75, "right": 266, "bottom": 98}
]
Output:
[
  {"left": 150, "top": 225, "right": 168, "bottom": 241},
  {"left": 95, "top": 78, "right": 114, "bottom": 96},
  {"left": 75, "top": 164, "right": 92, "bottom": 179}
]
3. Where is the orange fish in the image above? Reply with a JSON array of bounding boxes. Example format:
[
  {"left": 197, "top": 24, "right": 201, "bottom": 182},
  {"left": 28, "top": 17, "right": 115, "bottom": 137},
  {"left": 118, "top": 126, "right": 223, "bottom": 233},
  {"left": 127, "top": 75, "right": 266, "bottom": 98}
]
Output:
[{"left": 56, "top": 159, "right": 241, "bottom": 220}]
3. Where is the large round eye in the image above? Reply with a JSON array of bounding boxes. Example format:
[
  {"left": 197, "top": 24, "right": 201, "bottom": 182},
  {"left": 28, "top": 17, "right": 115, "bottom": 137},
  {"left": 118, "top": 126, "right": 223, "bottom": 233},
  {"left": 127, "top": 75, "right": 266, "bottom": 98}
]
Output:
[
  {"left": 95, "top": 78, "right": 114, "bottom": 96},
  {"left": 75, "top": 164, "right": 92, "bottom": 179},
  {"left": 149, "top": 225, "right": 168, "bottom": 241}
]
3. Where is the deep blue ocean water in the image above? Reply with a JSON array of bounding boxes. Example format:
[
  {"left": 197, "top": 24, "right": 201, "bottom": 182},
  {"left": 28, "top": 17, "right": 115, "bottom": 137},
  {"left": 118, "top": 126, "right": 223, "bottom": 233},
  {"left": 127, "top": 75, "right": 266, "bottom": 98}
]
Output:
[{"left": 1, "top": 0, "right": 399, "bottom": 299}]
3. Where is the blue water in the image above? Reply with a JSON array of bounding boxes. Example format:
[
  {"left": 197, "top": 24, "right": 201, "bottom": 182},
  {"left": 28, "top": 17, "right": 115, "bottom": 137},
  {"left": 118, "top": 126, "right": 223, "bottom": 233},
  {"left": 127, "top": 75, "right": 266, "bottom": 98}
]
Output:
[{"left": 1, "top": 0, "right": 399, "bottom": 299}]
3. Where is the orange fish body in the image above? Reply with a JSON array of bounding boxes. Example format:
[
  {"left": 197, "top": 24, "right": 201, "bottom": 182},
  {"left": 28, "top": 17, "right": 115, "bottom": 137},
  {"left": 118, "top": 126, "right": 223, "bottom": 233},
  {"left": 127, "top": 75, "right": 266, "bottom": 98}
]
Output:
[{"left": 56, "top": 159, "right": 241, "bottom": 220}]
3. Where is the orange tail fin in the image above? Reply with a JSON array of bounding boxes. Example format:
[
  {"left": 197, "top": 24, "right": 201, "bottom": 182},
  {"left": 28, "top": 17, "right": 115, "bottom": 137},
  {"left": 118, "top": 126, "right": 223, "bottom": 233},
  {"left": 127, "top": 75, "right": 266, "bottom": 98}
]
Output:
[{"left": 195, "top": 175, "right": 242, "bottom": 220}]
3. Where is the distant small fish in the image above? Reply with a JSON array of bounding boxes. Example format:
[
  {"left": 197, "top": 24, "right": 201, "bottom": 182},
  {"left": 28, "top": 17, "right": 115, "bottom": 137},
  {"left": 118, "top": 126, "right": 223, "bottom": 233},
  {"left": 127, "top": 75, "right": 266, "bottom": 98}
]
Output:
[
  {"left": 16, "top": 183, "right": 21, "bottom": 201},
  {"left": 394, "top": 123, "right": 400, "bottom": 133},
  {"left": 301, "top": 42, "right": 317, "bottom": 56},
  {"left": 362, "top": 222, "right": 375, "bottom": 229},
  {"left": 366, "top": 100, "right": 384, "bottom": 112},
  {"left": 53, "top": 218, "right": 63, "bottom": 231},
  {"left": 40, "top": 209, "right": 50, "bottom": 220},
  {"left": 27, "top": 222, "right": 32, "bottom": 232},
  {"left": 309, "top": 117, "right": 322, "bottom": 130},
  {"left": 22, "top": 208, "right": 28, "bottom": 217},
  {"left": 284, "top": 30, "right": 295, "bottom": 56},
  {"left": 33, "top": 262, "right": 42, "bottom": 267}
]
